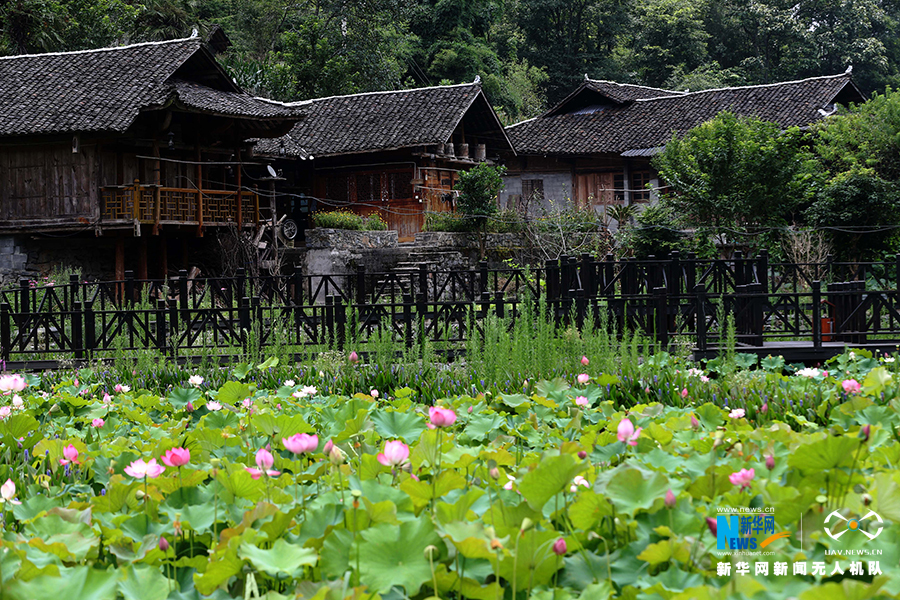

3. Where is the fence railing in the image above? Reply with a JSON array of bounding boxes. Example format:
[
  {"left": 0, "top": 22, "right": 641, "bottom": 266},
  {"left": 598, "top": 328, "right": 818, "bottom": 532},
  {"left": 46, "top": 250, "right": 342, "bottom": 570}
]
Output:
[{"left": 4, "top": 253, "right": 900, "bottom": 363}]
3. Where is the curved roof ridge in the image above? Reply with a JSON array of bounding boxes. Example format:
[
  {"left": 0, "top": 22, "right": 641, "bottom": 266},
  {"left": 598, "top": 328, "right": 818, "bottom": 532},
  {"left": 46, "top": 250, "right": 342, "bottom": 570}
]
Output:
[
  {"left": 634, "top": 72, "right": 852, "bottom": 102},
  {"left": 284, "top": 80, "right": 480, "bottom": 106},
  {"left": 0, "top": 37, "right": 199, "bottom": 61},
  {"left": 586, "top": 78, "right": 684, "bottom": 95}
]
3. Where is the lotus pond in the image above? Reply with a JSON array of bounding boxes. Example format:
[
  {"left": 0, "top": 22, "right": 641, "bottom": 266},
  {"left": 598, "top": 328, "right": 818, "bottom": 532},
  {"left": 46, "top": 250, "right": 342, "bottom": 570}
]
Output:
[{"left": 1, "top": 349, "right": 899, "bottom": 600}]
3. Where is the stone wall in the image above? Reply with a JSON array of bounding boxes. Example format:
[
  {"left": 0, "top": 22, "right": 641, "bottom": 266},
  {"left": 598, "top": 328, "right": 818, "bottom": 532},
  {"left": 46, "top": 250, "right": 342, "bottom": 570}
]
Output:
[{"left": 0, "top": 235, "right": 119, "bottom": 285}]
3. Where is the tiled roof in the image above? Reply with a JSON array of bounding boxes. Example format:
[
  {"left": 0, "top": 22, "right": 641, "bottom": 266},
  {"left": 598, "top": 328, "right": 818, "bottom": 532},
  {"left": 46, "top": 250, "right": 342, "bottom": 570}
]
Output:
[
  {"left": 581, "top": 79, "right": 683, "bottom": 103},
  {"left": 170, "top": 80, "right": 299, "bottom": 119},
  {"left": 0, "top": 38, "right": 300, "bottom": 137},
  {"left": 257, "top": 82, "right": 509, "bottom": 158},
  {"left": 509, "top": 74, "right": 862, "bottom": 155}
]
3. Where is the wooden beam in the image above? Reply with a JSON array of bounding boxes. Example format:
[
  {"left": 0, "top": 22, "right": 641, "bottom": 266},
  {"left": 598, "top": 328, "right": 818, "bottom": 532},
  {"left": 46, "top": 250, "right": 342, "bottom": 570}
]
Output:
[
  {"left": 196, "top": 145, "right": 204, "bottom": 237},
  {"left": 153, "top": 138, "right": 161, "bottom": 235},
  {"left": 137, "top": 236, "right": 148, "bottom": 281},
  {"left": 159, "top": 234, "right": 168, "bottom": 279},
  {"left": 115, "top": 235, "right": 125, "bottom": 303},
  {"left": 236, "top": 148, "right": 243, "bottom": 228}
]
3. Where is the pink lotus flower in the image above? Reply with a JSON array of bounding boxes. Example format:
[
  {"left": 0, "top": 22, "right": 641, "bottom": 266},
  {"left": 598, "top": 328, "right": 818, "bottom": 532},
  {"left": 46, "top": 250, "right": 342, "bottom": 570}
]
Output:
[
  {"left": 162, "top": 447, "right": 191, "bottom": 467},
  {"left": 760, "top": 403, "right": 768, "bottom": 414},
  {"left": 125, "top": 458, "right": 165, "bottom": 479},
  {"left": 114, "top": 384, "right": 130, "bottom": 393},
  {"left": 842, "top": 379, "right": 861, "bottom": 394},
  {"left": 59, "top": 444, "right": 81, "bottom": 465},
  {"left": 429, "top": 406, "right": 456, "bottom": 427},
  {"left": 377, "top": 440, "right": 410, "bottom": 467},
  {"left": 349, "top": 351, "right": 359, "bottom": 364},
  {"left": 665, "top": 489, "right": 677, "bottom": 508},
  {"left": 0, "top": 406, "right": 11, "bottom": 419},
  {"left": 700, "top": 375, "right": 710, "bottom": 383},
  {"left": 681, "top": 388, "right": 689, "bottom": 398},
  {"left": 206, "top": 401, "right": 222, "bottom": 411},
  {"left": 729, "top": 408, "right": 746, "bottom": 419},
  {"left": 616, "top": 418, "right": 641, "bottom": 446},
  {"left": 581, "top": 355, "right": 590, "bottom": 366},
  {"left": 102, "top": 393, "right": 112, "bottom": 405},
  {"left": 91, "top": 418, "right": 104, "bottom": 428},
  {"left": 552, "top": 538, "right": 567, "bottom": 556},
  {"left": 0, "top": 374, "right": 27, "bottom": 393},
  {"left": 728, "top": 468, "right": 755, "bottom": 488},
  {"left": 283, "top": 433, "right": 318, "bottom": 455},
  {"left": 188, "top": 375, "right": 204, "bottom": 386},
  {"left": 245, "top": 447, "right": 280, "bottom": 479},
  {"left": 0, "top": 479, "right": 21, "bottom": 505},
  {"left": 577, "top": 373, "right": 590, "bottom": 385},
  {"left": 370, "top": 389, "right": 379, "bottom": 398},
  {"left": 575, "top": 396, "right": 589, "bottom": 407},
  {"left": 570, "top": 475, "right": 590, "bottom": 493},
  {"left": 503, "top": 474, "right": 515, "bottom": 490},
  {"left": 242, "top": 398, "right": 253, "bottom": 409},
  {"left": 690, "top": 415, "right": 699, "bottom": 429}
]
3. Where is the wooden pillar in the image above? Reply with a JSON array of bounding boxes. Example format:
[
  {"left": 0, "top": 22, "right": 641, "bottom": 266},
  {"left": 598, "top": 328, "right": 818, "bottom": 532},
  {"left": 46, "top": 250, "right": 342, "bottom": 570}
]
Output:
[
  {"left": 137, "top": 236, "right": 148, "bottom": 281},
  {"left": 152, "top": 138, "right": 162, "bottom": 235},
  {"left": 159, "top": 234, "right": 168, "bottom": 280},
  {"left": 236, "top": 148, "right": 243, "bottom": 228},
  {"left": 196, "top": 145, "right": 204, "bottom": 237},
  {"left": 115, "top": 235, "right": 125, "bottom": 303}
]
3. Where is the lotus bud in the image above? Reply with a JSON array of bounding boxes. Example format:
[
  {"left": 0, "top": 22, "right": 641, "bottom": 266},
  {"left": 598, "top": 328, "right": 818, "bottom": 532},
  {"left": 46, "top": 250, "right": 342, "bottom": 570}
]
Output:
[
  {"left": 329, "top": 445, "right": 345, "bottom": 465},
  {"left": 691, "top": 415, "right": 699, "bottom": 430},
  {"left": 862, "top": 492, "right": 872, "bottom": 506},
  {"left": 468, "top": 405, "right": 474, "bottom": 413},
  {"left": 349, "top": 351, "right": 359, "bottom": 364},
  {"left": 760, "top": 402, "right": 768, "bottom": 414},
  {"left": 578, "top": 450, "right": 587, "bottom": 459},
  {"left": 765, "top": 455, "right": 775, "bottom": 470},
  {"left": 706, "top": 517, "right": 717, "bottom": 536},
  {"left": 665, "top": 489, "right": 676, "bottom": 508},
  {"left": 581, "top": 356, "right": 590, "bottom": 366},
  {"left": 520, "top": 517, "right": 534, "bottom": 533},
  {"left": 860, "top": 424, "right": 871, "bottom": 443},
  {"left": 489, "top": 467, "right": 500, "bottom": 480},
  {"left": 159, "top": 537, "right": 169, "bottom": 551},
  {"left": 185, "top": 402, "right": 194, "bottom": 412},
  {"left": 323, "top": 439, "right": 334, "bottom": 455},
  {"left": 424, "top": 545, "right": 438, "bottom": 559},
  {"left": 552, "top": 538, "right": 567, "bottom": 555},
  {"left": 135, "top": 489, "right": 146, "bottom": 499}
]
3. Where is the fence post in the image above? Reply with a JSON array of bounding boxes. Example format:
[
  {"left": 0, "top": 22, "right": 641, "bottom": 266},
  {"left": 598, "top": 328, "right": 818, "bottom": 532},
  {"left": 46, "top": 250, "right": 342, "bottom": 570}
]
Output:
[
  {"left": 19, "top": 278, "right": 30, "bottom": 315},
  {"left": 669, "top": 251, "right": 680, "bottom": 295},
  {"left": 84, "top": 302, "right": 95, "bottom": 356},
  {"left": 494, "top": 290, "right": 505, "bottom": 319},
  {"left": 69, "top": 273, "right": 81, "bottom": 311},
  {"left": 125, "top": 270, "right": 135, "bottom": 306},
  {"left": 757, "top": 249, "right": 769, "bottom": 292},
  {"left": 580, "top": 253, "right": 593, "bottom": 297},
  {"left": 419, "top": 264, "right": 429, "bottom": 302},
  {"left": 335, "top": 296, "right": 346, "bottom": 350},
  {"left": 178, "top": 269, "right": 189, "bottom": 319},
  {"left": 733, "top": 251, "right": 744, "bottom": 287},
  {"left": 825, "top": 254, "right": 833, "bottom": 282},
  {"left": 812, "top": 280, "right": 822, "bottom": 349},
  {"left": 479, "top": 261, "right": 489, "bottom": 295},
  {"left": 695, "top": 285, "right": 707, "bottom": 352},
  {"left": 167, "top": 298, "right": 179, "bottom": 345},
  {"left": 654, "top": 286, "right": 668, "bottom": 348},
  {"left": 356, "top": 265, "right": 367, "bottom": 305},
  {"left": 576, "top": 287, "right": 586, "bottom": 330},
  {"left": 72, "top": 301, "right": 83, "bottom": 360},
  {"left": 403, "top": 293, "right": 413, "bottom": 349},
  {"left": 156, "top": 298, "right": 167, "bottom": 354},
  {"left": 604, "top": 254, "right": 615, "bottom": 296},
  {"left": 236, "top": 268, "right": 247, "bottom": 303},
  {"left": 324, "top": 295, "right": 334, "bottom": 346},
  {"left": 545, "top": 259, "right": 558, "bottom": 301},
  {"left": 1, "top": 303, "right": 10, "bottom": 362}
]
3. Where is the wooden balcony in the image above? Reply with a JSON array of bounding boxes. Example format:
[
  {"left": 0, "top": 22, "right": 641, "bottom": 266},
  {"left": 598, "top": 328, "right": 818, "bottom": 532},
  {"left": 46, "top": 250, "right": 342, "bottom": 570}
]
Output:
[{"left": 101, "top": 181, "right": 259, "bottom": 228}]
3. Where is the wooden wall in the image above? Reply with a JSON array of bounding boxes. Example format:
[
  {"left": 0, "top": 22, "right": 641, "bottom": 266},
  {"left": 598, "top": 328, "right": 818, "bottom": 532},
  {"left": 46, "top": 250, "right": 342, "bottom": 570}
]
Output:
[{"left": 0, "top": 143, "right": 98, "bottom": 223}]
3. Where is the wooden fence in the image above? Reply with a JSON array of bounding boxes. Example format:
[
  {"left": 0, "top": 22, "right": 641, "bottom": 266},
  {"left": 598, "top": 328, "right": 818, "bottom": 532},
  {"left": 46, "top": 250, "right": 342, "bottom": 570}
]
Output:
[{"left": 4, "top": 252, "right": 900, "bottom": 365}]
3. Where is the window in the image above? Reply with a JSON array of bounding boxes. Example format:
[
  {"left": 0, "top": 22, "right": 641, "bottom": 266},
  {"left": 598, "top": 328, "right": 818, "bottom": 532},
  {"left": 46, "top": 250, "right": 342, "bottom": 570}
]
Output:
[
  {"left": 522, "top": 179, "right": 544, "bottom": 202},
  {"left": 631, "top": 171, "right": 651, "bottom": 203}
]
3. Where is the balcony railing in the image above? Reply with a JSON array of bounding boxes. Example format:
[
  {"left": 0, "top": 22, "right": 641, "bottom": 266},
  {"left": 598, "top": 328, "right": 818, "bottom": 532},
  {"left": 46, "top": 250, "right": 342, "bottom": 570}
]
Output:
[{"left": 101, "top": 181, "right": 259, "bottom": 226}]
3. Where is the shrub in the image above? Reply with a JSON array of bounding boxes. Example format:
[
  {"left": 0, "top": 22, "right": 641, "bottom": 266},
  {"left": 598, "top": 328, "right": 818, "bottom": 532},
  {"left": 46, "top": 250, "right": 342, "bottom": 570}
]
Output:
[
  {"left": 489, "top": 208, "right": 526, "bottom": 233},
  {"left": 312, "top": 209, "right": 387, "bottom": 230},
  {"left": 424, "top": 211, "right": 474, "bottom": 232}
]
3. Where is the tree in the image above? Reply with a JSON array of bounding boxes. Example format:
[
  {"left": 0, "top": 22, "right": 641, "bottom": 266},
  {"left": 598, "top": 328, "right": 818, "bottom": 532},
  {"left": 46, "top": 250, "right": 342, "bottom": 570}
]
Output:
[
  {"left": 455, "top": 163, "right": 506, "bottom": 258},
  {"left": 652, "top": 112, "right": 807, "bottom": 252}
]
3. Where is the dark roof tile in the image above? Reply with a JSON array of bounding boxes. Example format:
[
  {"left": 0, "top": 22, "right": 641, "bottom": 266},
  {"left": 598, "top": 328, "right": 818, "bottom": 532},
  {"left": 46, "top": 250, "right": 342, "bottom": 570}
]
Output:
[{"left": 509, "top": 74, "right": 862, "bottom": 155}]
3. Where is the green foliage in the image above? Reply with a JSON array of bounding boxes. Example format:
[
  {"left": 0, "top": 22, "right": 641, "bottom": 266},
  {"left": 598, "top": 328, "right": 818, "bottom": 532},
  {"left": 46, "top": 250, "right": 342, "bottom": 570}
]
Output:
[
  {"left": 423, "top": 210, "right": 473, "bottom": 232},
  {"left": 311, "top": 210, "right": 387, "bottom": 231},
  {"left": 653, "top": 112, "right": 807, "bottom": 246}
]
